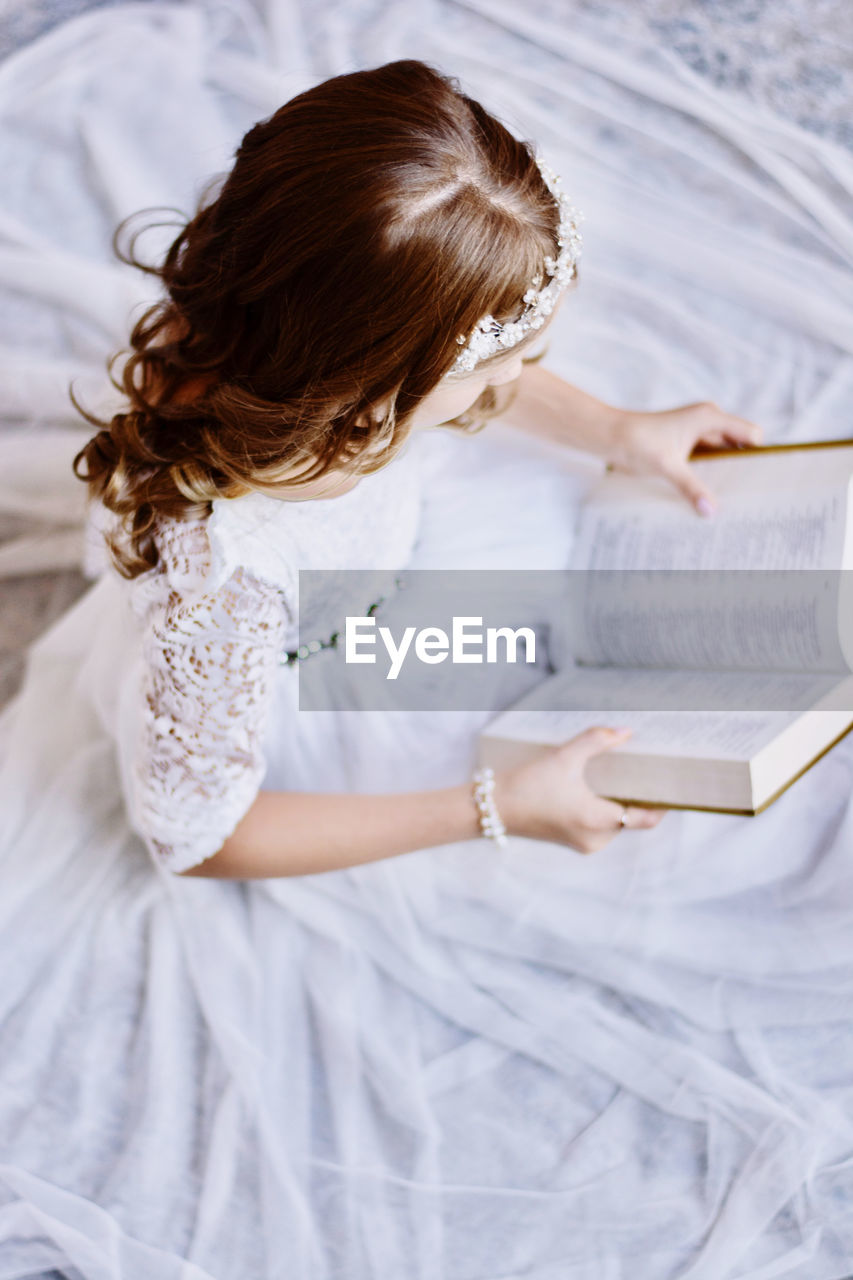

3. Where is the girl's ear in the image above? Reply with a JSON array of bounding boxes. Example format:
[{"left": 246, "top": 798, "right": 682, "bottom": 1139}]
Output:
[{"left": 370, "top": 393, "right": 394, "bottom": 421}]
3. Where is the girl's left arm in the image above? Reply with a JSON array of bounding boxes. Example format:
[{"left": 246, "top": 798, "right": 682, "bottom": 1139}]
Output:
[{"left": 505, "top": 362, "right": 762, "bottom": 516}]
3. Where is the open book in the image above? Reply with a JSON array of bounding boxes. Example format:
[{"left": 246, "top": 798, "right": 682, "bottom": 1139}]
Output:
[{"left": 479, "top": 440, "right": 853, "bottom": 814}]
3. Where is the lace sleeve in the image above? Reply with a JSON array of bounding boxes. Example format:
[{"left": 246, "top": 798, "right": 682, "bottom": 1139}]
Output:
[{"left": 131, "top": 562, "right": 291, "bottom": 874}]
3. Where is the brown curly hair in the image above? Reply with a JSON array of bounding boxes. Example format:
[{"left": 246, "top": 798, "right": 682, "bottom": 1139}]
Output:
[{"left": 72, "top": 59, "right": 562, "bottom": 578}]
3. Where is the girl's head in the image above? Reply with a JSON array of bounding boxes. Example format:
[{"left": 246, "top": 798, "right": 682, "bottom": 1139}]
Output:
[{"left": 74, "top": 58, "right": 578, "bottom": 577}]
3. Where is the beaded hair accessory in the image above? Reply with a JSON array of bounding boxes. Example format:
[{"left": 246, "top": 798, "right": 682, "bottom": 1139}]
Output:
[{"left": 449, "top": 159, "right": 583, "bottom": 377}]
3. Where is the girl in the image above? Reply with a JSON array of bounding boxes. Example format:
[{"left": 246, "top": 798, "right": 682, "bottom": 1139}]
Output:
[
  {"left": 72, "top": 58, "right": 757, "bottom": 879},
  {"left": 4, "top": 53, "right": 848, "bottom": 1280}
]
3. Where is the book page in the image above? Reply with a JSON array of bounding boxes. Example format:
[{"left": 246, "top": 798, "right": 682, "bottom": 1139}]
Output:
[
  {"left": 490, "top": 706, "right": 784, "bottom": 760},
  {"left": 567, "top": 448, "right": 853, "bottom": 671},
  {"left": 484, "top": 666, "right": 847, "bottom": 760}
]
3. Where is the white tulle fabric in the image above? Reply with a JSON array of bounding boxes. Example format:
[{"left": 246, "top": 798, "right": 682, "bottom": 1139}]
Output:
[{"left": 2, "top": 3, "right": 853, "bottom": 1279}]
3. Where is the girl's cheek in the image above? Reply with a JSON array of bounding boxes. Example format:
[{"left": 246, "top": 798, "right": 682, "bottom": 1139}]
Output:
[
  {"left": 487, "top": 359, "right": 524, "bottom": 387},
  {"left": 411, "top": 379, "right": 487, "bottom": 428}
]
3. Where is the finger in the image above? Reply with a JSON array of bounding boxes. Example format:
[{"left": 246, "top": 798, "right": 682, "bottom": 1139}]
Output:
[
  {"left": 696, "top": 417, "right": 758, "bottom": 448},
  {"left": 559, "top": 725, "right": 632, "bottom": 763},
  {"left": 719, "top": 416, "right": 763, "bottom": 447},
  {"left": 703, "top": 429, "right": 763, "bottom": 452},
  {"left": 660, "top": 460, "right": 716, "bottom": 517},
  {"left": 576, "top": 801, "right": 668, "bottom": 849},
  {"left": 695, "top": 410, "right": 762, "bottom": 448},
  {"left": 583, "top": 799, "right": 667, "bottom": 832},
  {"left": 623, "top": 806, "right": 668, "bottom": 830},
  {"left": 583, "top": 794, "right": 633, "bottom": 831},
  {"left": 693, "top": 428, "right": 729, "bottom": 448}
]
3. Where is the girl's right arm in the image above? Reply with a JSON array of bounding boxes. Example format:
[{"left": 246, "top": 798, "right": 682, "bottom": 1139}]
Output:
[
  {"left": 178, "top": 782, "right": 483, "bottom": 877},
  {"left": 178, "top": 727, "right": 667, "bottom": 878},
  {"left": 133, "top": 561, "right": 665, "bottom": 879}
]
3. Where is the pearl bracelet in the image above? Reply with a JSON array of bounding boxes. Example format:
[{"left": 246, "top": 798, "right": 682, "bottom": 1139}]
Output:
[{"left": 471, "top": 767, "right": 508, "bottom": 848}]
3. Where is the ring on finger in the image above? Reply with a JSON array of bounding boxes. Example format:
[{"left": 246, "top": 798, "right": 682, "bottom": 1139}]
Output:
[{"left": 618, "top": 805, "right": 629, "bottom": 830}]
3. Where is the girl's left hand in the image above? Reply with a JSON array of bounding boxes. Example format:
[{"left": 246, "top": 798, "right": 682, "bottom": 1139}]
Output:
[{"left": 606, "top": 401, "right": 763, "bottom": 516}]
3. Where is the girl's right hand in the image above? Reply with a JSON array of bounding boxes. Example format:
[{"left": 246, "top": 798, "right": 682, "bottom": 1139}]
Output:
[{"left": 493, "top": 726, "right": 668, "bottom": 854}]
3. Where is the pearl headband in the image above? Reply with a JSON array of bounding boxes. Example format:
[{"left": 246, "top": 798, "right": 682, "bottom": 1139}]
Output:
[{"left": 449, "top": 159, "right": 584, "bottom": 377}]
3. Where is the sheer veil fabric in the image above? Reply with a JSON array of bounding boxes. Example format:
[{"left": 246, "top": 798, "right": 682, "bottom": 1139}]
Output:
[{"left": 1, "top": 2, "right": 853, "bottom": 1277}]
